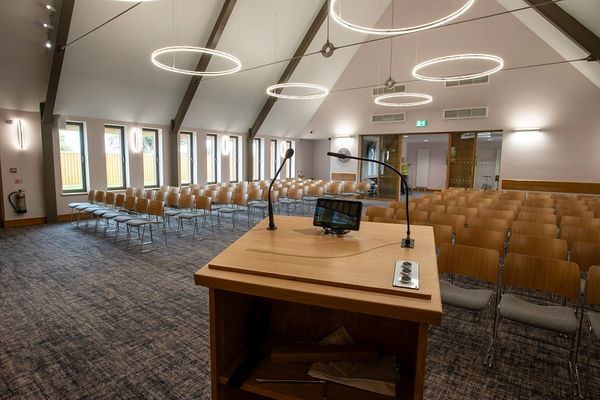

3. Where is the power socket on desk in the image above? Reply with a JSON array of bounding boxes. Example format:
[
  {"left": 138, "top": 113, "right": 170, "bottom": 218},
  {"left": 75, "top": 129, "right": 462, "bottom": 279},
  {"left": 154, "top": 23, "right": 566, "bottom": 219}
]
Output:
[{"left": 392, "top": 260, "right": 420, "bottom": 290}]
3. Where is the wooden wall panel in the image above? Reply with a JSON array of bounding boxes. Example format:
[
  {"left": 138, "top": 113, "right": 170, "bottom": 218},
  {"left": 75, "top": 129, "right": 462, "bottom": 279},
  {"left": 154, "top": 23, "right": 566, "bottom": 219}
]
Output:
[{"left": 501, "top": 180, "right": 600, "bottom": 194}]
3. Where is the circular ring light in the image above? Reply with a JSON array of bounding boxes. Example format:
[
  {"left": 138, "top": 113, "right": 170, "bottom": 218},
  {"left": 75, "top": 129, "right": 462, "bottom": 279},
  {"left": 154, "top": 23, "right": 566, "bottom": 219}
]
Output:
[
  {"left": 412, "top": 53, "right": 504, "bottom": 82},
  {"left": 266, "top": 83, "right": 329, "bottom": 100},
  {"left": 329, "top": 0, "right": 476, "bottom": 35},
  {"left": 374, "top": 93, "right": 433, "bottom": 107},
  {"left": 151, "top": 46, "right": 241, "bottom": 76}
]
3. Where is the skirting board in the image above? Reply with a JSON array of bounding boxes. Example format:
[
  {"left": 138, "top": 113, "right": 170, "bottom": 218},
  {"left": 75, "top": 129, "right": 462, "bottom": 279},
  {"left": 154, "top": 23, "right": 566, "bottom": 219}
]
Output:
[
  {"left": 501, "top": 179, "right": 600, "bottom": 194},
  {"left": 2, "top": 217, "right": 47, "bottom": 228}
]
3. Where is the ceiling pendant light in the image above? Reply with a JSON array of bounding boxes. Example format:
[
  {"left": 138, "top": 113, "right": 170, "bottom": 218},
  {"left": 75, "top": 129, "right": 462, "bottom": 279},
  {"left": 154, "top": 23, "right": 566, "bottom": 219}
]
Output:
[
  {"left": 412, "top": 53, "right": 504, "bottom": 82},
  {"left": 266, "top": 83, "right": 329, "bottom": 100},
  {"left": 375, "top": 93, "right": 433, "bottom": 107},
  {"left": 151, "top": 46, "right": 241, "bottom": 76},
  {"left": 330, "top": 0, "right": 475, "bottom": 36}
]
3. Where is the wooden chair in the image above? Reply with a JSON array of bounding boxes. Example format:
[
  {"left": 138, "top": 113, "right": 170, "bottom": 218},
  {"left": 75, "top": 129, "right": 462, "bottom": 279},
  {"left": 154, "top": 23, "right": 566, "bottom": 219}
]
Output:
[
  {"left": 175, "top": 196, "right": 214, "bottom": 240},
  {"left": 559, "top": 225, "right": 600, "bottom": 249},
  {"left": 455, "top": 228, "right": 505, "bottom": 256},
  {"left": 438, "top": 243, "right": 500, "bottom": 358},
  {"left": 491, "top": 200, "right": 522, "bottom": 213},
  {"left": 364, "top": 206, "right": 394, "bottom": 222},
  {"left": 583, "top": 266, "right": 600, "bottom": 396},
  {"left": 467, "top": 217, "right": 511, "bottom": 238},
  {"left": 517, "top": 212, "right": 557, "bottom": 225},
  {"left": 390, "top": 201, "right": 416, "bottom": 212},
  {"left": 355, "top": 181, "right": 370, "bottom": 198},
  {"left": 113, "top": 197, "right": 147, "bottom": 244},
  {"left": 216, "top": 192, "right": 248, "bottom": 230},
  {"left": 560, "top": 216, "right": 600, "bottom": 229},
  {"left": 491, "top": 253, "right": 580, "bottom": 376},
  {"left": 279, "top": 188, "right": 304, "bottom": 215},
  {"left": 571, "top": 242, "right": 600, "bottom": 274},
  {"left": 511, "top": 220, "right": 558, "bottom": 239},
  {"left": 557, "top": 210, "right": 595, "bottom": 224},
  {"left": 499, "top": 191, "right": 526, "bottom": 202},
  {"left": 523, "top": 197, "right": 555, "bottom": 208},
  {"left": 430, "top": 212, "right": 466, "bottom": 234},
  {"left": 508, "top": 234, "right": 568, "bottom": 260},
  {"left": 395, "top": 209, "right": 428, "bottom": 224},
  {"left": 125, "top": 199, "right": 167, "bottom": 252},
  {"left": 527, "top": 192, "right": 552, "bottom": 199},
  {"left": 519, "top": 206, "right": 555, "bottom": 214},
  {"left": 432, "top": 225, "right": 452, "bottom": 251},
  {"left": 417, "top": 203, "right": 446, "bottom": 219},
  {"left": 479, "top": 209, "right": 516, "bottom": 223},
  {"left": 302, "top": 185, "right": 324, "bottom": 211},
  {"left": 446, "top": 206, "right": 479, "bottom": 221}
]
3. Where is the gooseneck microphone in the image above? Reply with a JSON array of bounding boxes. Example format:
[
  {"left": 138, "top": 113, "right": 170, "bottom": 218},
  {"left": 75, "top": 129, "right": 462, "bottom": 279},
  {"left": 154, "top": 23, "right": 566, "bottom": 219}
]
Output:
[
  {"left": 268, "top": 148, "right": 294, "bottom": 230},
  {"left": 327, "top": 151, "right": 414, "bottom": 248}
]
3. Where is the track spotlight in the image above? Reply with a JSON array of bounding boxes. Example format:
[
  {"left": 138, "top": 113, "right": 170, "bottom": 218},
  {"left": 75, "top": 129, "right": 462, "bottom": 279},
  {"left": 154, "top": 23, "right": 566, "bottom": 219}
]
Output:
[
  {"left": 43, "top": 23, "right": 54, "bottom": 30},
  {"left": 45, "top": 40, "right": 53, "bottom": 49},
  {"left": 46, "top": 4, "right": 56, "bottom": 12}
]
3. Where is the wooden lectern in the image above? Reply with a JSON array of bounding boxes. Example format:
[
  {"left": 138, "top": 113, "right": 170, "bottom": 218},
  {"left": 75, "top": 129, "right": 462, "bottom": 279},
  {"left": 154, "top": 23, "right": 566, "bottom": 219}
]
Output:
[{"left": 195, "top": 216, "right": 442, "bottom": 400}]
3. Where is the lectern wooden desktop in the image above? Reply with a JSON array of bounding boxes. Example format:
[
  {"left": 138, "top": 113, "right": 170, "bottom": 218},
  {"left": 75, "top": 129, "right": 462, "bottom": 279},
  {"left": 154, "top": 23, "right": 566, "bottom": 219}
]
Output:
[{"left": 194, "top": 216, "right": 442, "bottom": 400}]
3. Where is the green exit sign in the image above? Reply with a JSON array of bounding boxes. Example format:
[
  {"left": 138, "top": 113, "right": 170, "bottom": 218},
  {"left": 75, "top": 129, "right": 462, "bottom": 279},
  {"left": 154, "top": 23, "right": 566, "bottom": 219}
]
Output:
[{"left": 416, "top": 120, "right": 428, "bottom": 127}]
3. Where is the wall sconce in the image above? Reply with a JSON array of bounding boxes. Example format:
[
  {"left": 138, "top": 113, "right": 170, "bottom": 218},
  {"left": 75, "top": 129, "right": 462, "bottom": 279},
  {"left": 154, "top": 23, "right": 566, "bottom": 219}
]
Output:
[
  {"left": 133, "top": 127, "right": 142, "bottom": 152},
  {"left": 221, "top": 135, "right": 230, "bottom": 156},
  {"left": 17, "top": 120, "right": 24, "bottom": 150}
]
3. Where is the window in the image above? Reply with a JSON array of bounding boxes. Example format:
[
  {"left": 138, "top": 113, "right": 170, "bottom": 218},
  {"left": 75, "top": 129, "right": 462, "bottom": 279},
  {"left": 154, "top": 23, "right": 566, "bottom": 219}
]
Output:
[
  {"left": 59, "top": 122, "right": 86, "bottom": 193},
  {"left": 286, "top": 141, "right": 293, "bottom": 178},
  {"left": 206, "top": 134, "right": 217, "bottom": 184},
  {"left": 270, "top": 139, "right": 278, "bottom": 179},
  {"left": 105, "top": 125, "right": 126, "bottom": 190},
  {"left": 229, "top": 136, "right": 239, "bottom": 183},
  {"left": 180, "top": 132, "right": 194, "bottom": 185},
  {"left": 252, "top": 138, "right": 262, "bottom": 181},
  {"left": 142, "top": 128, "right": 159, "bottom": 188}
]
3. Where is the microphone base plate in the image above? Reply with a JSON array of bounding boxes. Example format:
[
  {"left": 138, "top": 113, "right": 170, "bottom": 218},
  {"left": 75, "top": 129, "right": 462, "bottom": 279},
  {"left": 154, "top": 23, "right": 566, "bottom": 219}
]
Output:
[
  {"left": 401, "top": 238, "right": 415, "bottom": 249},
  {"left": 267, "top": 226, "right": 278, "bottom": 231}
]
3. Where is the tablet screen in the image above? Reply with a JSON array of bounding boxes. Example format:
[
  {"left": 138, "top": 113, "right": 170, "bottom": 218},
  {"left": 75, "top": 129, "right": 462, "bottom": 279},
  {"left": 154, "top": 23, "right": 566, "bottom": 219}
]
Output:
[{"left": 313, "top": 198, "right": 362, "bottom": 231}]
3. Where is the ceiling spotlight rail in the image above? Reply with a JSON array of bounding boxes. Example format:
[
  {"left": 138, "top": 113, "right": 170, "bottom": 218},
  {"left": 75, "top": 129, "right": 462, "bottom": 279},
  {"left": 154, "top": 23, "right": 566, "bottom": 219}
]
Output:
[
  {"left": 266, "top": 83, "right": 329, "bottom": 100},
  {"left": 374, "top": 93, "right": 432, "bottom": 107},
  {"left": 329, "top": 0, "right": 475, "bottom": 35},
  {"left": 412, "top": 54, "right": 504, "bottom": 82},
  {"left": 151, "top": 46, "right": 242, "bottom": 76}
]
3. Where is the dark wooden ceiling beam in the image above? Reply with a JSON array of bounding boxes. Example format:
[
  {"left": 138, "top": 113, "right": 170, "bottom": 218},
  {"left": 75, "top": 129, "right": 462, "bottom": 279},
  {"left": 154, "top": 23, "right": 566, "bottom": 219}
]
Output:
[
  {"left": 41, "top": 0, "right": 75, "bottom": 223},
  {"left": 248, "top": 0, "right": 328, "bottom": 139},
  {"left": 170, "top": 0, "right": 238, "bottom": 135},
  {"left": 524, "top": 0, "right": 600, "bottom": 61}
]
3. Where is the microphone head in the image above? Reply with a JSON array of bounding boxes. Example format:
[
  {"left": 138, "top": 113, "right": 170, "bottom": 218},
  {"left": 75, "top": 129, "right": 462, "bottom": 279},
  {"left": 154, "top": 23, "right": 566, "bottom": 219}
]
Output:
[{"left": 285, "top": 148, "right": 294, "bottom": 159}]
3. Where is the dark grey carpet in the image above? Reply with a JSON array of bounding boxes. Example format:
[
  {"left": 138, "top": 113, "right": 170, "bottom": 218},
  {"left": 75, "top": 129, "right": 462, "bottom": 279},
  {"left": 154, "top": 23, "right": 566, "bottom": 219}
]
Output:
[{"left": 1, "top": 213, "right": 599, "bottom": 399}]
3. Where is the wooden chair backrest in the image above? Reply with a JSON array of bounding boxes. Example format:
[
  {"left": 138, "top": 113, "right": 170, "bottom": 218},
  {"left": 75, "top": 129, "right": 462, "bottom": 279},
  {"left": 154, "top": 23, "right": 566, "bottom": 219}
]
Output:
[
  {"left": 134, "top": 188, "right": 144, "bottom": 198},
  {"left": 446, "top": 206, "right": 479, "bottom": 219},
  {"left": 571, "top": 242, "right": 600, "bottom": 273},
  {"left": 586, "top": 266, "right": 600, "bottom": 305},
  {"left": 490, "top": 202, "right": 521, "bottom": 213},
  {"left": 217, "top": 190, "right": 233, "bottom": 204},
  {"left": 365, "top": 206, "right": 394, "bottom": 222},
  {"left": 288, "top": 188, "right": 304, "bottom": 200},
  {"left": 455, "top": 228, "right": 506, "bottom": 255},
  {"left": 500, "top": 191, "right": 526, "bottom": 202},
  {"left": 479, "top": 209, "right": 515, "bottom": 222},
  {"left": 395, "top": 209, "right": 428, "bottom": 224},
  {"left": 144, "top": 190, "right": 155, "bottom": 200},
  {"left": 390, "top": 201, "right": 416, "bottom": 211},
  {"left": 87, "top": 190, "right": 96, "bottom": 202},
  {"left": 191, "top": 188, "right": 204, "bottom": 197},
  {"left": 308, "top": 185, "right": 324, "bottom": 197},
  {"left": 159, "top": 185, "right": 169, "bottom": 192},
  {"left": 356, "top": 181, "right": 370, "bottom": 191},
  {"left": 326, "top": 183, "right": 342, "bottom": 194},
  {"left": 105, "top": 191, "right": 116, "bottom": 206},
  {"left": 166, "top": 192, "right": 179, "bottom": 207},
  {"left": 342, "top": 181, "right": 357, "bottom": 192},
  {"left": 438, "top": 243, "right": 499, "bottom": 284},
  {"left": 180, "top": 187, "right": 192, "bottom": 195},
  {"left": 124, "top": 196, "right": 136, "bottom": 211},
  {"left": 134, "top": 197, "right": 149, "bottom": 214},
  {"left": 552, "top": 193, "right": 576, "bottom": 200},
  {"left": 195, "top": 196, "right": 212, "bottom": 211},
  {"left": 232, "top": 192, "right": 248, "bottom": 207},
  {"left": 559, "top": 225, "right": 600, "bottom": 248},
  {"left": 94, "top": 190, "right": 106, "bottom": 203},
  {"left": 154, "top": 191, "right": 166, "bottom": 203},
  {"left": 467, "top": 217, "right": 510, "bottom": 235},
  {"left": 503, "top": 253, "right": 580, "bottom": 300},
  {"left": 169, "top": 187, "right": 180, "bottom": 194},
  {"left": 519, "top": 206, "right": 555, "bottom": 214},
  {"left": 517, "top": 212, "right": 557, "bottom": 225},
  {"left": 114, "top": 194, "right": 125, "bottom": 208},
  {"left": 557, "top": 210, "right": 595, "bottom": 224},
  {"left": 511, "top": 220, "right": 558, "bottom": 239},
  {"left": 125, "top": 187, "right": 135, "bottom": 197},
  {"left": 178, "top": 194, "right": 195, "bottom": 209},
  {"left": 429, "top": 212, "right": 466, "bottom": 233},
  {"left": 148, "top": 199, "right": 164, "bottom": 217},
  {"left": 560, "top": 216, "right": 600, "bottom": 229},
  {"left": 527, "top": 192, "right": 552, "bottom": 199},
  {"left": 248, "top": 188, "right": 263, "bottom": 201},
  {"left": 432, "top": 225, "right": 453, "bottom": 249},
  {"left": 508, "top": 234, "right": 567, "bottom": 260},
  {"left": 417, "top": 203, "right": 446, "bottom": 216},
  {"left": 523, "top": 198, "right": 555, "bottom": 208}
]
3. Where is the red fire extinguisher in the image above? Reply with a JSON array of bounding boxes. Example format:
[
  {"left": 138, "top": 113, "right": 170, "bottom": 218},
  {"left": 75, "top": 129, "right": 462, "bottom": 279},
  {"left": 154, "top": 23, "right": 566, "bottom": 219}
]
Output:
[{"left": 8, "top": 189, "right": 27, "bottom": 214}]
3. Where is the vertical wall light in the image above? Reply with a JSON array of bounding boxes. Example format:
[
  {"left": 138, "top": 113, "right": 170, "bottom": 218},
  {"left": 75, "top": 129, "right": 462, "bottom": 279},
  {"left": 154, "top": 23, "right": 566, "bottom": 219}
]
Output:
[
  {"left": 133, "top": 127, "right": 142, "bottom": 152},
  {"left": 17, "top": 119, "right": 24, "bottom": 150}
]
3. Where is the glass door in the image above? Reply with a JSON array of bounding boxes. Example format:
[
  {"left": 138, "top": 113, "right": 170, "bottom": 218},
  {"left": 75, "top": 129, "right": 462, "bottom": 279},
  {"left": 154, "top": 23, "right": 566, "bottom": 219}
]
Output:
[
  {"left": 360, "top": 134, "right": 401, "bottom": 199},
  {"left": 474, "top": 132, "right": 503, "bottom": 190}
]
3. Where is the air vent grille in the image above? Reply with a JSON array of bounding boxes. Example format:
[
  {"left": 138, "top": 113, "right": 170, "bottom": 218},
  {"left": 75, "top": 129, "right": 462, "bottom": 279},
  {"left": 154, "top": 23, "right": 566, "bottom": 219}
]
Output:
[
  {"left": 371, "top": 112, "right": 406, "bottom": 124},
  {"left": 445, "top": 76, "right": 489, "bottom": 88},
  {"left": 372, "top": 84, "right": 406, "bottom": 96},
  {"left": 443, "top": 107, "right": 488, "bottom": 120}
]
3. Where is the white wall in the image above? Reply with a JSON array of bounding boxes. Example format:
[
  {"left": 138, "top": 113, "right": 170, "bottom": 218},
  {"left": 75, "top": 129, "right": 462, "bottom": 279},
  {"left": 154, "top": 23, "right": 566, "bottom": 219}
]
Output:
[
  {"left": 0, "top": 109, "right": 46, "bottom": 221},
  {"left": 329, "top": 137, "right": 359, "bottom": 180},
  {"left": 312, "top": 139, "right": 331, "bottom": 180},
  {"left": 406, "top": 142, "right": 448, "bottom": 190},
  {"left": 294, "top": 139, "right": 314, "bottom": 179}
]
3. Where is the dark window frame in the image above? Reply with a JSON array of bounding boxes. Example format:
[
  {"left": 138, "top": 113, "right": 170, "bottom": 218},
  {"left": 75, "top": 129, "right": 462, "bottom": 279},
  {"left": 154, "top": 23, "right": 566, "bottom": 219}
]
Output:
[
  {"left": 105, "top": 124, "right": 127, "bottom": 190},
  {"left": 180, "top": 131, "right": 194, "bottom": 186},
  {"left": 207, "top": 133, "right": 218, "bottom": 184},
  {"left": 142, "top": 128, "right": 160, "bottom": 188},
  {"left": 61, "top": 121, "right": 87, "bottom": 194}
]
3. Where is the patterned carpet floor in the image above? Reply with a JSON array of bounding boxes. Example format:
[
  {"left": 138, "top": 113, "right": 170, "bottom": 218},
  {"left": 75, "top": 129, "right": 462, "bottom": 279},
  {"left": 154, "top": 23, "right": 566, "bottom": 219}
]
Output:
[{"left": 0, "top": 210, "right": 599, "bottom": 399}]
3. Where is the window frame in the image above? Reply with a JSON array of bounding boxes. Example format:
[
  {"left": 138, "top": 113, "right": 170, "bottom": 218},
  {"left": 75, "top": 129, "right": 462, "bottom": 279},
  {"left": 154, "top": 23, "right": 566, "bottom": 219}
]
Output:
[
  {"left": 180, "top": 131, "right": 194, "bottom": 186},
  {"left": 60, "top": 121, "right": 87, "bottom": 194},
  {"left": 104, "top": 124, "right": 127, "bottom": 190},
  {"left": 206, "top": 133, "right": 218, "bottom": 184},
  {"left": 253, "top": 138, "right": 262, "bottom": 181},
  {"left": 229, "top": 136, "right": 239, "bottom": 183},
  {"left": 142, "top": 128, "right": 160, "bottom": 188}
]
